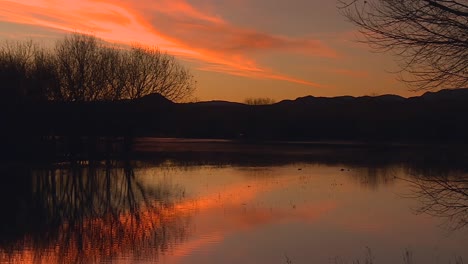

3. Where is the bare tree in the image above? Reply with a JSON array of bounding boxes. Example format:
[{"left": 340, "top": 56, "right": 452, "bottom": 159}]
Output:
[
  {"left": 30, "top": 48, "right": 60, "bottom": 101},
  {"left": 54, "top": 34, "right": 102, "bottom": 101},
  {"left": 56, "top": 34, "right": 195, "bottom": 101},
  {"left": 123, "top": 45, "right": 196, "bottom": 101},
  {"left": 339, "top": 0, "right": 468, "bottom": 91},
  {"left": 53, "top": 34, "right": 196, "bottom": 102},
  {"left": 0, "top": 33, "right": 196, "bottom": 102},
  {"left": 99, "top": 46, "right": 127, "bottom": 101},
  {"left": 0, "top": 41, "right": 37, "bottom": 100}
]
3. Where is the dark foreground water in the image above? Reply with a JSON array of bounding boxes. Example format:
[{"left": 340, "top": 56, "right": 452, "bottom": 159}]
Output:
[{"left": 0, "top": 139, "right": 467, "bottom": 264}]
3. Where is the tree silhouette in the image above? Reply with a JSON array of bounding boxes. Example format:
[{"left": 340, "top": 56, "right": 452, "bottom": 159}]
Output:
[
  {"left": 54, "top": 34, "right": 196, "bottom": 102},
  {"left": 339, "top": 0, "right": 468, "bottom": 90},
  {"left": 0, "top": 33, "right": 196, "bottom": 102},
  {"left": 124, "top": 45, "right": 195, "bottom": 101},
  {"left": 0, "top": 41, "right": 37, "bottom": 101}
]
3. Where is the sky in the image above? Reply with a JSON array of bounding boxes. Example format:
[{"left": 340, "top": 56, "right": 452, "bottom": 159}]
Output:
[{"left": 0, "top": 0, "right": 422, "bottom": 102}]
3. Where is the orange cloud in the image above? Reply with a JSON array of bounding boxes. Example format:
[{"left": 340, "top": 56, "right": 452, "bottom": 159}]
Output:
[{"left": 0, "top": 0, "right": 337, "bottom": 88}]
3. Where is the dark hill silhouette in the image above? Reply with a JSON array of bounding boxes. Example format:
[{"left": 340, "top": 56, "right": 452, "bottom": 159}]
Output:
[
  {"left": 191, "top": 100, "right": 246, "bottom": 107},
  {"left": 173, "top": 88, "right": 468, "bottom": 142},
  {"left": 1, "top": 89, "right": 468, "bottom": 147},
  {"left": 419, "top": 89, "right": 468, "bottom": 102},
  {"left": 374, "top": 94, "right": 405, "bottom": 102},
  {"left": 132, "top": 93, "right": 174, "bottom": 106}
]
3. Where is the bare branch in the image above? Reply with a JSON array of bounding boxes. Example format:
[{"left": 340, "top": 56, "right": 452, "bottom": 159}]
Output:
[
  {"left": 339, "top": 0, "right": 468, "bottom": 90},
  {"left": 0, "top": 33, "right": 196, "bottom": 102}
]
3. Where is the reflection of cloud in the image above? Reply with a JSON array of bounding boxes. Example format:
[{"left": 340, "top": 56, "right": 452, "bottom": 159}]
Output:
[
  {"left": 0, "top": 202, "right": 191, "bottom": 264},
  {"left": 166, "top": 232, "right": 224, "bottom": 260},
  {"left": 0, "top": 165, "right": 336, "bottom": 264},
  {"left": 0, "top": 0, "right": 336, "bottom": 87},
  {"left": 0, "top": 163, "right": 190, "bottom": 264},
  {"left": 166, "top": 178, "right": 337, "bottom": 263}
]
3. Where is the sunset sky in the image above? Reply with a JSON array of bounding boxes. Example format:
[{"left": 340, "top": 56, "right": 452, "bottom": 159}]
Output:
[{"left": 0, "top": 0, "right": 422, "bottom": 102}]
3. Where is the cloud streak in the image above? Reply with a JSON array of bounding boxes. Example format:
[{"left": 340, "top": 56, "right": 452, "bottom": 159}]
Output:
[{"left": 0, "top": 0, "right": 336, "bottom": 88}]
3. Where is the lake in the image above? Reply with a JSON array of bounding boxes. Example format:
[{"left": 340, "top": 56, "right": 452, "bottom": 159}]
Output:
[{"left": 0, "top": 138, "right": 467, "bottom": 264}]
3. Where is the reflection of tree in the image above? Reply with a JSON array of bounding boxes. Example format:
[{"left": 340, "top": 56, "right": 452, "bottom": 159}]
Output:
[
  {"left": 349, "top": 166, "right": 397, "bottom": 189},
  {"left": 406, "top": 171, "right": 468, "bottom": 230},
  {"left": 0, "top": 159, "right": 191, "bottom": 264}
]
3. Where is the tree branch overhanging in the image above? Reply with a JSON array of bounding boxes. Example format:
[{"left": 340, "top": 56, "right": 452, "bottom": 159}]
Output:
[{"left": 338, "top": 0, "right": 468, "bottom": 91}]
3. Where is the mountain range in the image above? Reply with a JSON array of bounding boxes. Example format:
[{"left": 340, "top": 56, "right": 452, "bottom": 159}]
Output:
[{"left": 2, "top": 88, "right": 468, "bottom": 143}]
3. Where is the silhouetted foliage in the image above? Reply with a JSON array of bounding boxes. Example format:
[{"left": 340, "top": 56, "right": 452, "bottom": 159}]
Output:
[
  {"left": 339, "top": 0, "right": 468, "bottom": 90},
  {"left": 0, "top": 41, "right": 47, "bottom": 102},
  {"left": 0, "top": 33, "right": 196, "bottom": 102}
]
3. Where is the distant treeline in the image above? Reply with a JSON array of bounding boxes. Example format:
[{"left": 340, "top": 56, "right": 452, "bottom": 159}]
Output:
[
  {"left": 2, "top": 89, "right": 468, "bottom": 151},
  {"left": 244, "top": 97, "right": 276, "bottom": 105},
  {"left": 0, "top": 34, "right": 195, "bottom": 103}
]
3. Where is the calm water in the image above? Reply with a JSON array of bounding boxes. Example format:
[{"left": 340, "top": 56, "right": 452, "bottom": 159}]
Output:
[{"left": 0, "top": 139, "right": 467, "bottom": 264}]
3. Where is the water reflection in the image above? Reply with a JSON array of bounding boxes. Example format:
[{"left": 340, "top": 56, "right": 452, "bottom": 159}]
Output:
[
  {"left": 0, "top": 160, "right": 189, "bottom": 264},
  {"left": 0, "top": 140, "right": 467, "bottom": 264},
  {"left": 347, "top": 166, "right": 398, "bottom": 190},
  {"left": 406, "top": 169, "right": 468, "bottom": 231}
]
